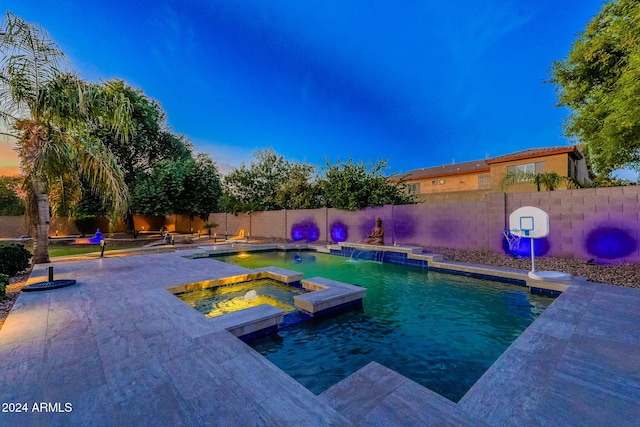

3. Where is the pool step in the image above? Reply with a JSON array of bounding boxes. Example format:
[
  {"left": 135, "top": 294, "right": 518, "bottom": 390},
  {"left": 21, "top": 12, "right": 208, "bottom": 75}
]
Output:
[
  {"left": 296, "top": 277, "right": 367, "bottom": 316},
  {"left": 319, "top": 362, "right": 488, "bottom": 426},
  {"left": 208, "top": 304, "right": 284, "bottom": 338}
]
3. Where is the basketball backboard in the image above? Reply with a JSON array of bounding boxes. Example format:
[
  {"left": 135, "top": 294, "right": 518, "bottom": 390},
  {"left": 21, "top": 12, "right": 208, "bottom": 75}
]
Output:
[{"left": 508, "top": 206, "right": 549, "bottom": 238}]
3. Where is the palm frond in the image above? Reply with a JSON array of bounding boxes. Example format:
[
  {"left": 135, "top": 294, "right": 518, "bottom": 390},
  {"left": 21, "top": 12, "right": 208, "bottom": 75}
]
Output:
[
  {"left": 501, "top": 171, "right": 581, "bottom": 192},
  {"left": 84, "top": 81, "right": 133, "bottom": 142},
  {"left": 47, "top": 172, "right": 82, "bottom": 217},
  {"left": 71, "top": 130, "right": 129, "bottom": 219},
  {"left": 0, "top": 12, "right": 69, "bottom": 120},
  {"left": 37, "top": 73, "right": 87, "bottom": 129},
  {"left": 500, "top": 171, "right": 537, "bottom": 191}
]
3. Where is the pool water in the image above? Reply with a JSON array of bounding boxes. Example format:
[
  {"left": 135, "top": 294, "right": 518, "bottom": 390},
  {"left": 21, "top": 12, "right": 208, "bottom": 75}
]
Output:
[
  {"left": 176, "top": 278, "right": 307, "bottom": 318},
  {"left": 213, "top": 250, "right": 554, "bottom": 401}
]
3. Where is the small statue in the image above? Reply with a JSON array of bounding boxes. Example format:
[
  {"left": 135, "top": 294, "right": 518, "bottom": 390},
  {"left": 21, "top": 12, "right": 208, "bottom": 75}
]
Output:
[{"left": 364, "top": 218, "right": 385, "bottom": 245}]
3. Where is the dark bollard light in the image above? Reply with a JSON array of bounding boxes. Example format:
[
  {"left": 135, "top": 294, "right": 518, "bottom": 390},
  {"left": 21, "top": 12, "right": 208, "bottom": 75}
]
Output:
[
  {"left": 48, "top": 266, "right": 54, "bottom": 282},
  {"left": 100, "top": 240, "right": 106, "bottom": 257}
]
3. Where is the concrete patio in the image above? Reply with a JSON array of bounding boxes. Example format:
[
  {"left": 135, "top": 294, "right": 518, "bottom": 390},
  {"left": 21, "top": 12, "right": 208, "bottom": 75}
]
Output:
[{"left": 1, "top": 247, "right": 639, "bottom": 426}]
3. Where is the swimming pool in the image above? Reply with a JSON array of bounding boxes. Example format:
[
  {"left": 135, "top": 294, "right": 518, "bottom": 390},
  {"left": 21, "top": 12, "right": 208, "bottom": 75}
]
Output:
[{"left": 212, "top": 250, "right": 554, "bottom": 401}]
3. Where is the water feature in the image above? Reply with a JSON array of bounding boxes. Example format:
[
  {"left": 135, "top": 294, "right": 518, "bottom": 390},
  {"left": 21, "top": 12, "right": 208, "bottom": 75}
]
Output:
[
  {"left": 348, "top": 249, "right": 384, "bottom": 263},
  {"left": 349, "top": 249, "right": 361, "bottom": 261},
  {"left": 243, "top": 290, "right": 258, "bottom": 301},
  {"left": 212, "top": 250, "right": 554, "bottom": 401}
]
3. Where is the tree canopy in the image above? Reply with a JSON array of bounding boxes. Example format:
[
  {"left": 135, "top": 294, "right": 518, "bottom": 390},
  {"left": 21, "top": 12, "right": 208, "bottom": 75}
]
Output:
[
  {"left": 275, "top": 162, "right": 323, "bottom": 210},
  {"left": 320, "top": 158, "right": 413, "bottom": 210},
  {"left": 550, "top": 0, "right": 640, "bottom": 177},
  {"left": 220, "top": 150, "right": 413, "bottom": 213},
  {"left": 89, "top": 80, "right": 192, "bottom": 184},
  {"left": 221, "top": 148, "right": 304, "bottom": 212},
  {"left": 0, "top": 176, "right": 25, "bottom": 215},
  {"left": 0, "top": 12, "right": 131, "bottom": 263},
  {"left": 131, "top": 153, "right": 222, "bottom": 221},
  {"left": 74, "top": 79, "right": 200, "bottom": 226}
]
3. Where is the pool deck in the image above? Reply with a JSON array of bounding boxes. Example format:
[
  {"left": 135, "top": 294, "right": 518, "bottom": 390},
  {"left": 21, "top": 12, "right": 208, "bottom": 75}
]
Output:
[{"left": 1, "top": 246, "right": 639, "bottom": 426}]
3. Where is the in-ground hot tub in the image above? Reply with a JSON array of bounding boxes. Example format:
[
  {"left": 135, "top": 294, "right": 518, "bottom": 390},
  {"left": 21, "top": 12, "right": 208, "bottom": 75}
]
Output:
[
  {"left": 167, "top": 267, "right": 367, "bottom": 340},
  {"left": 175, "top": 277, "right": 307, "bottom": 318}
]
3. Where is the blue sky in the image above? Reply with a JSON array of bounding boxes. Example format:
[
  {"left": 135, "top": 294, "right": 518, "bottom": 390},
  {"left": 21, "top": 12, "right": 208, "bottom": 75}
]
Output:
[{"left": 2, "top": 0, "right": 607, "bottom": 176}]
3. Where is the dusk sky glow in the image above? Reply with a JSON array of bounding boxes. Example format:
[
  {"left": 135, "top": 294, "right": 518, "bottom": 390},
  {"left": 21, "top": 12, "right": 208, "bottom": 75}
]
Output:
[{"left": 2, "top": 1, "right": 606, "bottom": 176}]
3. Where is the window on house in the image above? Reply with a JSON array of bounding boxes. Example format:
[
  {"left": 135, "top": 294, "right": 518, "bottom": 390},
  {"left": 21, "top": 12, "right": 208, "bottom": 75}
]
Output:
[
  {"left": 431, "top": 179, "right": 445, "bottom": 185},
  {"left": 568, "top": 158, "right": 578, "bottom": 179},
  {"left": 507, "top": 162, "right": 544, "bottom": 175},
  {"left": 478, "top": 174, "right": 491, "bottom": 189},
  {"left": 406, "top": 183, "right": 421, "bottom": 194}
]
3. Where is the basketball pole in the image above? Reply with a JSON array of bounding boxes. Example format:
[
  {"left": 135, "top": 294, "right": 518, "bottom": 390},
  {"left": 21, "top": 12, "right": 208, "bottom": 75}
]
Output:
[{"left": 530, "top": 236, "right": 536, "bottom": 272}]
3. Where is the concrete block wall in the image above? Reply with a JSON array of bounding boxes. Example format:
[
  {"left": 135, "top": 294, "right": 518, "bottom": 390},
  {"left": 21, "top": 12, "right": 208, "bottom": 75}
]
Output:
[
  {"left": 213, "top": 213, "right": 250, "bottom": 239},
  {"left": 2, "top": 186, "right": 639, "bottom": 262},
  {"left": 133, "top": 215, "right": 169, "bottom": 232},
  {"left": 505, "top": 186, "right": 640, "bottom": 262},
  {"left": 288, "top": 208, "right": 331, "bottom": 242},
  {"left": 206, "top": 213, "right": 226, "bottom": 237},
  {"left": 486, "top": 192, "right": 506, "bottom": 253},
  {"left": 327, "top": 205, "right": 392, "bottom": 244},
  {"left": 388, "top": 204, "right": 421, "bottom": 246},
  {"left": 251, "top": 210, "right": 286, "bottom": 239},
  {"left": 286, "top": 209, "right": 320, "bottom": 241},
  {"left": 0, "top": 216, "right": 117, "bottom": 238},
  {"left": 0, "top": 216, "right": 28, "bottom": 238}
]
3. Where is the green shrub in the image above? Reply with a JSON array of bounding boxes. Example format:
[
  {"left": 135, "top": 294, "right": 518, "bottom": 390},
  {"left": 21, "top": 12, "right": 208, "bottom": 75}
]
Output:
[
  {"left": 0, "top": 243, "right": 32, "bottom": 276},
  {"left": 0, "top": 273, "right": 8, "bottom": 300},
  {"left": 74, "top": 215, "right": 98, "bottom": 236}
]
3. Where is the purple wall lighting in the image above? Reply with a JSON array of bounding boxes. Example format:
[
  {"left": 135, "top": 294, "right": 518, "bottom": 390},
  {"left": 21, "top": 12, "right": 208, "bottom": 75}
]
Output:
[
  {"left": 585, "top": 226, "right": 637, "bottom": 260},
  {"left": 290, "top": 220, "right": 320, "bottom": 242},
  {"left": 359, "top": 219, "right": 373, "bottom": 240},
  {"left": 503, "top": 237, "right": 550, "bottom": 258},
  {"left": 330, "top": 220, "right": 348, "bottom": 242},
  {"left": 392, "top": 213, "right": 416, "bottom": 239},
  {"left": 429, "top": 219, "right": 459, "bottom": 241}
]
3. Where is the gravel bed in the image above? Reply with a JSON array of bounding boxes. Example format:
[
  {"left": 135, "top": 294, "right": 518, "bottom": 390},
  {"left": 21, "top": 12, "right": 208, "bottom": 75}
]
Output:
[{"left": 427, "top": 247, "right": 640, "bottom": 289}]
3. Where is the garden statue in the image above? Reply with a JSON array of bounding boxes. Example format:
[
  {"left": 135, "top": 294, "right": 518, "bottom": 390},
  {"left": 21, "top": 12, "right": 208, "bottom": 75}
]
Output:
[{"left": 365, "top": 218, "right": 385, "bottom": 245}]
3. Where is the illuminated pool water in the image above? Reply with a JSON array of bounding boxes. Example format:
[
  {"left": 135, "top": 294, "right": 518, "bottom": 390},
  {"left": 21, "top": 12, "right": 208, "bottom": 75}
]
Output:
[
  {"left": 213, "top": 250, "right": 554, "bottom": 401},
  {"left": 176, "top": 278, "right": 307, "bottom": 318}
]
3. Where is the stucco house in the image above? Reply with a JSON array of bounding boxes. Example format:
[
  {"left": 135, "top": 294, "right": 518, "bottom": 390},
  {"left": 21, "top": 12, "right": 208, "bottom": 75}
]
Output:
[{"left": 399, "top": 145, "right": 591, "bottom": 202}]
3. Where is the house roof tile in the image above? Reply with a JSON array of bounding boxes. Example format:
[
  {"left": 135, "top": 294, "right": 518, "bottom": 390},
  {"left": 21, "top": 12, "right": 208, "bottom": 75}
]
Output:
[
  {"left": 400, "top": 145, "right": 581, "bottom": 181},
  {"left": 485, "top": 146, "right": 581, "bottom": 164},
  {"left": 400, "top": 160, "right": 490, "bottom": 181}
]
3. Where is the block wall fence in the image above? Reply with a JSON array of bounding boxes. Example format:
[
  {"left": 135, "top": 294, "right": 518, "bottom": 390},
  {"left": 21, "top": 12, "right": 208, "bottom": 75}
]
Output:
[
  {"left": 196, "top": 185, "right": 640, "bottom": 263},
  {"left": 1, "top": 186, "right": 639, "bottom": 263}
]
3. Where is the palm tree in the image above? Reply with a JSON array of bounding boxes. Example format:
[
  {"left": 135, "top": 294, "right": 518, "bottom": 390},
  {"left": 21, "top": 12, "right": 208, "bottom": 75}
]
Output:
[
  {"left": 500, "top": 170, "right": 580, "bottom": 192},
  {"left": 0, "top": 12, "right": 131, "bottom": 263}
]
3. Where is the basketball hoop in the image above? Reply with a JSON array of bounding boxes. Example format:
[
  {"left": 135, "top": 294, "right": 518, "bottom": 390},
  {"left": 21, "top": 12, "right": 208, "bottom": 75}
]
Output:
[
  {"left": 503, "top": 229, "right": 522, "bottom": 253},
  {"left": 508, "top": 206, "right": 550, "bottom": 273}
]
